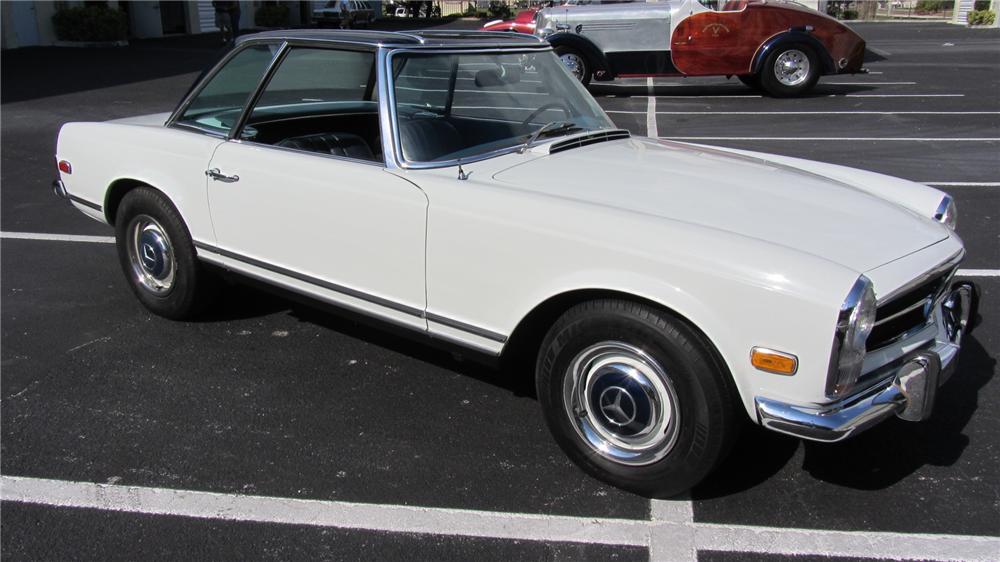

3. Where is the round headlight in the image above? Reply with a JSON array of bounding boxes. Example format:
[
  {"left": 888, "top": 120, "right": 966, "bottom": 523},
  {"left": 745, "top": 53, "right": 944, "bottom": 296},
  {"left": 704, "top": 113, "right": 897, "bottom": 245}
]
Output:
[
  {"left": 827, "top": 276, "right": 877, "bottom": 398},
  {"left": 934, "top": 195, "right": 957, "bottom": 230}
]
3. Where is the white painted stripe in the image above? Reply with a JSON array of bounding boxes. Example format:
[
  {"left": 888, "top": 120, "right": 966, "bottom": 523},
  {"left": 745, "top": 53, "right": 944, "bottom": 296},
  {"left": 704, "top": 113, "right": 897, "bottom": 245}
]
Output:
[
  {"left": 661, "top": 137, "right": 998, "bottom": 142},
  {"left": 957, "top": 269, "right": 1000, "bottom": 277},
  {"left": 631, "top": 94, "right": 964, "bottom": 99},
  {"left": 1, "top": 231, "right": 114, "bottom": 244},
  {"left": 819, "top": 81, "right": 917, "bottom": 85},
  {"left": 925, "top": 182, "right": 1000, "bottom": 187},
  {"left": 605, "top": 110, "right": 1000, "bottom": 115},
  {"left": 0, "top": 476, "right": 649, "bottom": 547},
  {"left": 3, "top": 475, "right": 999, "bottom": 562},
  {"left": 646, "top": 77, "right": 658, "bottom": 139},
  {"left": 695, "top": 523, "right": 1000, "bottom": 562},
  {"left": 650, "top": 497, "right": 695, "bottom": 562}
]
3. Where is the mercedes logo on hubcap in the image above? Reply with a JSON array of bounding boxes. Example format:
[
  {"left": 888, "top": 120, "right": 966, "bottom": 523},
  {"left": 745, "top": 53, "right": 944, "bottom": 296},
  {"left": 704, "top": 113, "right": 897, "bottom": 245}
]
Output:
[
  {"left": 141, "top": 243, "right": 157, "bottom": 269},
  {"left": 598, "top": 386, "right": 637, "bottom": 427}
]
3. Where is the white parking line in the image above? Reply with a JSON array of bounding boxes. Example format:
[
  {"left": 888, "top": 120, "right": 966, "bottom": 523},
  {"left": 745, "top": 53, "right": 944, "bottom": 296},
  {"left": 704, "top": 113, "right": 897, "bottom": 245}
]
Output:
[
  {"left": 605, "top": 110, "right": 1000, "bottom": 115},
  {"left": 0, "top": 231, "right": 114, "bottom": 244},
  {"left": 818, "top": 81, "right": 917, "bottom": 85},
  {"left": 3, "top": 476, "right": 998, "bottom": 561},
  {"left": 625, "top": 94, "right": 967, "bottom": 99},
  {"left": 958, "top": 269, "right": 1000, "bottom": 277},
  {"left": 646, "top": 77, "right": 658, "bottom": 138},
  {"left": 925, "top": 182, "right": 1000, "bottom": 187},
  {"left": 661, "top": 137, "right": 998, "bottom": 141}
]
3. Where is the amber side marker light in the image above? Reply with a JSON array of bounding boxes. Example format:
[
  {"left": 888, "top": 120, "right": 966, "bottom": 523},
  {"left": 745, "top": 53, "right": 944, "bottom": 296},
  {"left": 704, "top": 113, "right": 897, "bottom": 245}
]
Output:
[{"left": 751, "top": 347, "right": 798, "bottom": 375}]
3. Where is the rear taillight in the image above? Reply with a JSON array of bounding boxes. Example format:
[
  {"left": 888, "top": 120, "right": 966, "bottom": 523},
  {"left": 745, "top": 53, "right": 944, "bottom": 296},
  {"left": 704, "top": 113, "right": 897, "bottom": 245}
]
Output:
[{"left": 58, "top": 160, "right": 72, "bottom": 174}]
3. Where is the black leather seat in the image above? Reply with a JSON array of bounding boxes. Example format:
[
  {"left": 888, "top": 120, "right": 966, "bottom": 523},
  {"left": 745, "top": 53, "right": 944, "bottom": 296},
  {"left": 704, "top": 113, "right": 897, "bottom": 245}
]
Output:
[
  {"left": 276, "top": 132, "right": 376, "bottom": 161},
  {"left": 398, "top": 118, "right": 464, "bottom": 162}
]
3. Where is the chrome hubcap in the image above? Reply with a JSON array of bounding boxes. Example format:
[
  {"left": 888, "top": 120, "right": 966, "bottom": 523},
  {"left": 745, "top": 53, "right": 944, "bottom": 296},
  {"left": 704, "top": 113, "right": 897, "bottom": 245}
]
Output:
[
  {"left": 774, "top": 49, "right": 810, "bottom": 87},
  {"left": 127, "top": 215, "right": 175, "bottom": 294},
  {"left": 563, "top": 342, "right": 681, "bottom": 466},
  {"left": 560, "top": 53, "right": 585, "bottom": 82}
]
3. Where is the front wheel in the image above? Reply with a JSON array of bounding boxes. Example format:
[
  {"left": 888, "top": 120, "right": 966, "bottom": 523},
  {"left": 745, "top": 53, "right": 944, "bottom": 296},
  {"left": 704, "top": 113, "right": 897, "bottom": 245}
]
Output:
[
  {"left": 554, "top": 45, "right": 593, "bottom": 86},
  {"left": 115, "top": 186, "right": 217, "bottom": 320},
  {"left": 536, "top": 300, "right": 741, "bottom": 497},
  {"left": 758, "top": 43, "right": 820, "bottom": 97}
]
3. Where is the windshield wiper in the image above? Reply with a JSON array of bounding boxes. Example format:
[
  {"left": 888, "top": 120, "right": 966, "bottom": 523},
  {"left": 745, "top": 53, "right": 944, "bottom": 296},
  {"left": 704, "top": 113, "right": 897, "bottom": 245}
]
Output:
[{"left": 518, "top": 121, "right": 584, "bottom": 153}]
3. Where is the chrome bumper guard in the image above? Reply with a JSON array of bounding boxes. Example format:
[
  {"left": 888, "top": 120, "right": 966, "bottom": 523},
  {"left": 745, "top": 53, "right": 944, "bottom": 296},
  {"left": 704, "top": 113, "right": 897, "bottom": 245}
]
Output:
[{"left": 755, "top": 281, "right": 979, "bottom": 443}]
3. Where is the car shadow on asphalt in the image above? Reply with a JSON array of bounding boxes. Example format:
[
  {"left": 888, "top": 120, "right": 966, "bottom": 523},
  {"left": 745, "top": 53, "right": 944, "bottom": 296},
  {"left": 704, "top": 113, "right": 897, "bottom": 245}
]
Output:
[
  {"left": 201, "top": 278, "right": 537, "bottom": 398},
  {"left": 587, "top": 83, "right": 877, "bottom": 98},
  {"left": 693, "top": 334, "right": 995, "bottom": 498}
]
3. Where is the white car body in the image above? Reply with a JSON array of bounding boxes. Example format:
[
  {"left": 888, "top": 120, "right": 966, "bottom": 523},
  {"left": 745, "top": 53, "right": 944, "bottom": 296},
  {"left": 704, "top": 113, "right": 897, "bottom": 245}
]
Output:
[{"left": 54, "top": 31, "right": 975, "bottom": 468}]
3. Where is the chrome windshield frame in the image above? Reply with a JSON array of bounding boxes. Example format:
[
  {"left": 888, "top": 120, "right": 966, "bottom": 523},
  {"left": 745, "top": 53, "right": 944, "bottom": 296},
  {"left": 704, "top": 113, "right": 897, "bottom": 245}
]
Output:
[{"left": 380, "top": 45, "right": 610, "bottom": 171}]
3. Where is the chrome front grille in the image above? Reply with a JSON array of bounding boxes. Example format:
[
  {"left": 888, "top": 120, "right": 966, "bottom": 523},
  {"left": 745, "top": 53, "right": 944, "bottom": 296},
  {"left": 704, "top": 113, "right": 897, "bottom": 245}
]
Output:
[{"left": 867, "top": 267, "right": 955, "bottom": 351}]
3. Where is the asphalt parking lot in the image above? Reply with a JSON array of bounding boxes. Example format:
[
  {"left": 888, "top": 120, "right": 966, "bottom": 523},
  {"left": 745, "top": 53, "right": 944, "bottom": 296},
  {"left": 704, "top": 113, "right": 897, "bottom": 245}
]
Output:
[{"left": 2, "top": 21, "right": 998, "bottom": 561}]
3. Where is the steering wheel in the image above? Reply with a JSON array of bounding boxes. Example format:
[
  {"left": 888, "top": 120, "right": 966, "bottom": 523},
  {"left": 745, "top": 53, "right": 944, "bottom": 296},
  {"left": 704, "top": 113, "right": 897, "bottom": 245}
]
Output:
[{"left": 521, "top": 102, "right": 571, "bottom": 126}]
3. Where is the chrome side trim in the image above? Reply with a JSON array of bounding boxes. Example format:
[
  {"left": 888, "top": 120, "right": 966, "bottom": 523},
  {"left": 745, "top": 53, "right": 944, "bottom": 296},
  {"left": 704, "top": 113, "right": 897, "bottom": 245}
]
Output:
[
  {"left": 425, "top": 312, "right": 507, "bottom": 343},
  {"left": 69, "top": 194, "right": 102, "bottom": 212},
  {"left": 193, "top": 241, "right": 422, "bottom": 317},
  {"left": 192, "top": 241, "right": 508, "bottom": 345}
]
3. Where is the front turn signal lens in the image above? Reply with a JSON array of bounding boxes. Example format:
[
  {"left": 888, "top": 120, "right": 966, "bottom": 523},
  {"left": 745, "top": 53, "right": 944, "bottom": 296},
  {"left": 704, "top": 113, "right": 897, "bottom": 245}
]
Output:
[{"left": 751, "top": 347, "right": 798, "bottom": 375}]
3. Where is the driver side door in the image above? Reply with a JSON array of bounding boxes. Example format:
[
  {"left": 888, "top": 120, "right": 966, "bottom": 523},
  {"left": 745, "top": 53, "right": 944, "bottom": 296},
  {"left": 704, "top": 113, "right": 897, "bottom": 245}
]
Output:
[{"left": 203, "top": 45, "right": 429, "bottom": 330}]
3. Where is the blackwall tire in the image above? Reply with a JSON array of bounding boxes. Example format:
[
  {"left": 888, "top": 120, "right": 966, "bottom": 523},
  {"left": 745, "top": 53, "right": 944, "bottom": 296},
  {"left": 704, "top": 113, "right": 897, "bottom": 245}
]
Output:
[
  {"left": 535, "top": 299, "right": 741, "bottom": 497},
  {"left": 115, "top": 186, "right": 218, "bottom": 320},
  {"left": 759, "top": 43, "right": 820, "bottom": 97}
]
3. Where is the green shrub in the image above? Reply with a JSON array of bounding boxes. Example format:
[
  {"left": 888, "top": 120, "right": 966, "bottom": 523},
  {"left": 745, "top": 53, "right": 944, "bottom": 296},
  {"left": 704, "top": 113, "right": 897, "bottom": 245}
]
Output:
[
  {"left": 973, "top": 0, "right": 990, "bottom": 10},
  {"left": 842, "top": 9, "right": 859, "bottom": 19},
  {"left": 915, "top": 0, "right": 954, "bottom": 13},
  {"left": 967, "top": 8, "right": 997, "bottom": 24},
  {"left": 52, "top": 5, "right": 127, "bottom": 42},
  {"left": 255, "top": 4, "right": 290, "bottom": 27}
]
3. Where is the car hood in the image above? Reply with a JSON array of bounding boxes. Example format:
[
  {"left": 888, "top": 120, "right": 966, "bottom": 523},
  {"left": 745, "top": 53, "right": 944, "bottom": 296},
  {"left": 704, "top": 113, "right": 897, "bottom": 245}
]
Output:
[{"left": 491, "top": 137, "right": 948, "bottom": 272}]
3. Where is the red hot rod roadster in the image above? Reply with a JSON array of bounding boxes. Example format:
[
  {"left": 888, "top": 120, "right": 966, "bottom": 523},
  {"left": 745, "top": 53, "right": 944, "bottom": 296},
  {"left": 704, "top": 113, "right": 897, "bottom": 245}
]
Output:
[{"left": 484, "top": 0, "right": 867, "bottom": 96}]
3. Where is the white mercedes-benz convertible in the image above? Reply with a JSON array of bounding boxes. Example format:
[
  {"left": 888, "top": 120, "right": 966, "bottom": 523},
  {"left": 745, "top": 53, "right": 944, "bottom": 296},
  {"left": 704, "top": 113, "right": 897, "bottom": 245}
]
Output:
[{"left": 54, "top": 30, "right": 979, "bottom": 496}]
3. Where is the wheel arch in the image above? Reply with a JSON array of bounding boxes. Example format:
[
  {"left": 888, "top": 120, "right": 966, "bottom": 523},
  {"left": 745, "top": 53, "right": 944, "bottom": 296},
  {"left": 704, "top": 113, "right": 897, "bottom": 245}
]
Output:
[
  {"left": 500, "top": 288, "right": 739, "bottom": 403},
  {"left": 546, "top": 33, "right": 611, "bottom": 79},
  {"left": 750, "top": 30, "right": 834, "bottom": 76},
  {"left": 104, "top": 178, "right": 183, "bottom": 227}
]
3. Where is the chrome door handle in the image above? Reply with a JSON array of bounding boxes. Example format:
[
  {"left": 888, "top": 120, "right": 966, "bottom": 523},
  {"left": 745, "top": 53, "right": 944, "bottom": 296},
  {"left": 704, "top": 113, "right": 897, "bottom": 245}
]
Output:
[{"left": 205, "top": 168, "right": 239, "bottom": 183}]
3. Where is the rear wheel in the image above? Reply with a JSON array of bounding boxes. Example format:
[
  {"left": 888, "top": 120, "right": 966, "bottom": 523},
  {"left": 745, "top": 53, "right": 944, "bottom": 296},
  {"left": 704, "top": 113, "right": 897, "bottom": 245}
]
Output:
[
  {"left": 759, "top": 43, "right": 820, "bottom": 97},
  {"left": 535, "top": 299, "right": 741, "bottom": 497},
  {"left": 554, "top": 45, "right": 593, "bottom": 86},
  {"left": 115, "top": 186, "right": 217, "bottom": 319}
]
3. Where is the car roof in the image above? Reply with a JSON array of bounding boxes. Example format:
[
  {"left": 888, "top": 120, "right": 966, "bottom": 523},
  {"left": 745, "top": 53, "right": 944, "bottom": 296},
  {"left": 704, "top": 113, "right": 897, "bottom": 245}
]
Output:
[{"left": 237, "top": 29, "right": 548, "bottom": 49}]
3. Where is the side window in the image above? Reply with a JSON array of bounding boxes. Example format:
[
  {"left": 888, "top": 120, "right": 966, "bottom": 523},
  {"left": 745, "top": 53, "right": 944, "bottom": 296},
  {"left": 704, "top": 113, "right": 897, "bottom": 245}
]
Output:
[
  {"left": 175, "top": 44, "right": 277, "bottom": 136},
  {"left": 243, "top": 47, "right": 381, "bottom": 163}
]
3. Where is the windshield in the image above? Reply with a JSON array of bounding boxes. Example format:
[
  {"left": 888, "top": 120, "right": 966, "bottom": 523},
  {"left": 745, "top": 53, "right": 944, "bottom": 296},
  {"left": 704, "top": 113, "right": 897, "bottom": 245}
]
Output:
[{"left": 390, "top": 50, "right": 614, "bottom": 164}]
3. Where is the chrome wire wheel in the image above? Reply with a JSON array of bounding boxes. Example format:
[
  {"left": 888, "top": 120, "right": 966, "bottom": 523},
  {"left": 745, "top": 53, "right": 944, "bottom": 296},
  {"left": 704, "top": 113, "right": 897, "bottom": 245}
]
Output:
[
  {"left": 562, "top": 341, "right": 681, "bottom": 466},
  {"left": 773, "top": 49, "right": 810, "bottom": 87},
  {"left": 559, "top": 52, "right": 586, "bottom": 82},
  {"left": 126, "top": 214, "right": 176, "bottom": 295}
]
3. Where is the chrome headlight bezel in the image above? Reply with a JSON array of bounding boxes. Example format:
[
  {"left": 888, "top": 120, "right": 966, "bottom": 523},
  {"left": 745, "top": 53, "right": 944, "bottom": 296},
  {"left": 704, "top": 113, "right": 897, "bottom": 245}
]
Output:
[
  {"left": 934, "top": 194, "right": 957, "bottom": 230},
  {"left": 826, "top": 276, "right": 877, "bottom": 398}
]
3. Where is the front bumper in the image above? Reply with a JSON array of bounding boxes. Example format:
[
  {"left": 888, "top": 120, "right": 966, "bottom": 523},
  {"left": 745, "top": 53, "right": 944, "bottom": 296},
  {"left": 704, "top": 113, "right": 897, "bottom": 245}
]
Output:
[{"left": 755, "top": 281, "right": 979, "bottom": 443}]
